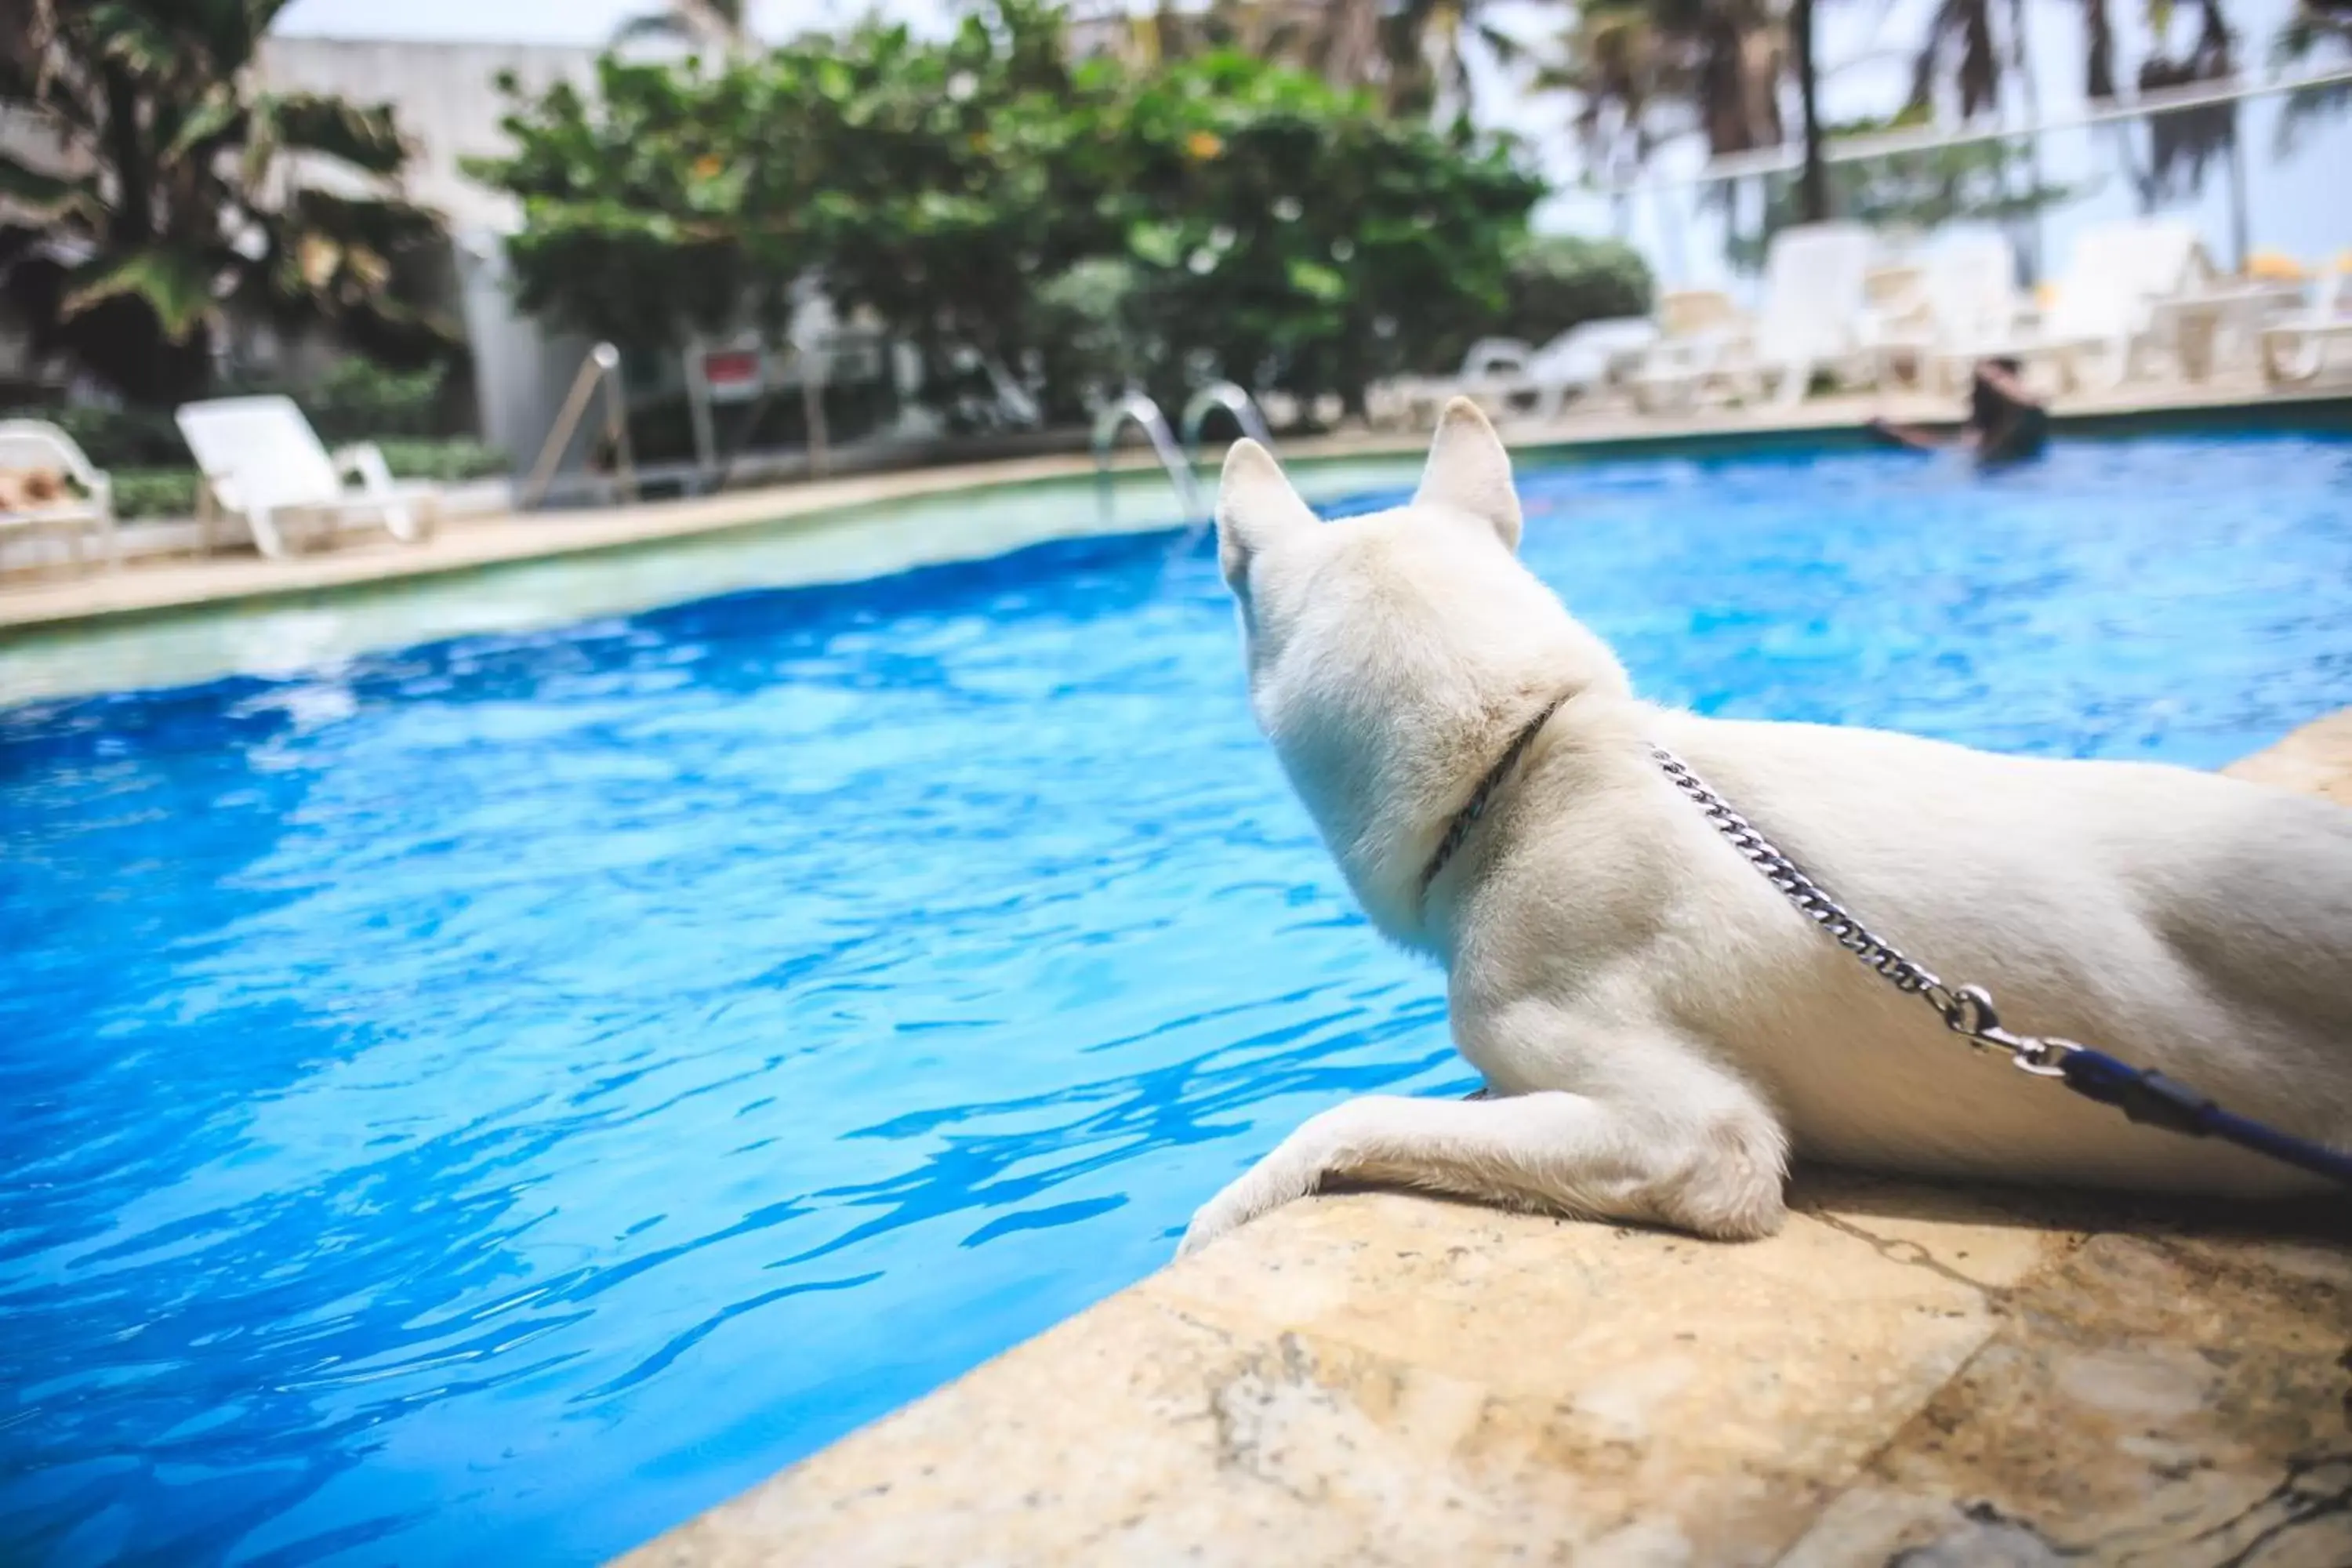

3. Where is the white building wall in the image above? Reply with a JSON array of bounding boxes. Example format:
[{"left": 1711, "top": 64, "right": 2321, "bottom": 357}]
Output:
[{"left": 257, "top": 37, "right": 601, "bottom": 468}]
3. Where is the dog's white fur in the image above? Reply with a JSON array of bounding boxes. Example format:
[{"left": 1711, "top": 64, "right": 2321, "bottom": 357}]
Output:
[{"left": 1180, "top": 398, "right": 2352, "bottom": 1255}]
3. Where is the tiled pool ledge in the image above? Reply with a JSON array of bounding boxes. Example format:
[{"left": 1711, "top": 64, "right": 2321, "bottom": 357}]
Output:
[
  {"left": 5, "top": 377, "right": 2347, "bottom": 650},
  {"left": 619, "top": 714, "right": 2352, "bottom": 1568}
]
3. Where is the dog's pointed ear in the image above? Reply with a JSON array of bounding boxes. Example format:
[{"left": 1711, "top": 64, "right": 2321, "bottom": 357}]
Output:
[
  {"left": 1217, "top": 438, "right": 1316, "bottom": 591},
  {"left": 1414, "top": 397, "right": 1522, "bottom": 551}
]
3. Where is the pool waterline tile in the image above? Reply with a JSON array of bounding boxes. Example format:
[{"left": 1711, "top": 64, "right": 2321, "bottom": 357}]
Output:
[{"left": 0, "top": 458, "right": 1423, "bottom": 708}]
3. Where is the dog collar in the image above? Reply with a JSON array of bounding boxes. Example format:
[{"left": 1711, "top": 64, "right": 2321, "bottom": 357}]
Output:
[{"left": 1417, "top": 693, "right": 1570, "bottom": 904}]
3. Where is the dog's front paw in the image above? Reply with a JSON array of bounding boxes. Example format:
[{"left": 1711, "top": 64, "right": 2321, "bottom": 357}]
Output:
[
  {"left": 1174, "top": 1149, "right": 1321, "bottom": 1260},
  {"left": 1175, "top": 1185, "right": 1254, "bottom": 1260}
]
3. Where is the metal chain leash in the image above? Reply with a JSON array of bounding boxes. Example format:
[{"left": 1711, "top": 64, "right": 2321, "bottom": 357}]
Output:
[{"left": 1648, "top": 746, "right": 2080, "bottom": 1077}]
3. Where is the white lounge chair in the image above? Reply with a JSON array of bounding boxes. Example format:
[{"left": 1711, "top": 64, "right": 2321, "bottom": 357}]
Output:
[
  {"left": 1937, "top": 220, "right": 2212, "bottom": 391},
  {"left": 1626, "top": 291, "right": 1748, "bottom": 413},
  {"left": 1864, "top": 230, "right": 2025, "bottom": 392},
  {"left": 1519, "top": 318, "right": 1661, "bottom": 419},
  {"left": 1368, "top": 339, "right": 1514, "bottom": 430},
  {"left": 0, "top": 418, "right": 117, "bottom": 572},
  {"left": 175, "top": 394, "right": 441, "bottom": 559},
  {"left": 1633, "top": 223, "right": 1877, "bottom": 408},
  {"left": 2261, "top": 264, "right": 2352, "bottom": 385},
  {"left": 1749, "top": 221, "right": 1878, "bottom": 402},
  {"left": 1430, "top": 318, "right": 1662, "bottom": 424}
]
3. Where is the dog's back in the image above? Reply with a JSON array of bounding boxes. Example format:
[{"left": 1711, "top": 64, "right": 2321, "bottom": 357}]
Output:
[{"left": 1637, "top": 710, "right": 2352, "bottom": 1189}]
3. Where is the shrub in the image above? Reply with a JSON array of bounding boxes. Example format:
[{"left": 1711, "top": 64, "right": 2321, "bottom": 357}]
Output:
[
  {"left": 1502, "top": 235, "right": 1655, "bottom": 344},
  {"left": 6, "top": 360, "right": 465, "bottom": 475},
  {"left": 111, "top": 469, "right": 200, "bottom": 520},
  {"left": 5, "top": 404, "right": 187, "bottom": 469},
  {"left": 104, "top": 440, "right": 506, "bottom": 521},
  {"left": 300, "top": 360, "right": 456, "bottom": 444}
]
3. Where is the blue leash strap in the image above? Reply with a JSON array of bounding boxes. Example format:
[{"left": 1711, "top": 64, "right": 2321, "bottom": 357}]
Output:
[
  {"left": 2057, "top": 1047, "right": 2352, "bottom": 1187},
  {"left": 1650, "top": 744, "right": 2352, "bottom": 1193}
]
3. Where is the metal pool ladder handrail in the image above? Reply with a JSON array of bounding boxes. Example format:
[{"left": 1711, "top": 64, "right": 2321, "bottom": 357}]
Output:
[
  {"left": 1092, "top": 392, "right": 1203, "bottom": 526},
  {"left": 522, "top": 343, "right": 639, "bottom": 511},
  {"left": 1178, "top": 382, "right": 1275, "bottom": 469}
]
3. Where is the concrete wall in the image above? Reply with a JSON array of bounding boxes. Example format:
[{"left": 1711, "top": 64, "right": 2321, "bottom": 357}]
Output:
[
  {"left": 255, "top": 36, "right": 597, "bottom": 238},
  {"left": 256, "top": 38, "right": 604, "bottom": 472}
]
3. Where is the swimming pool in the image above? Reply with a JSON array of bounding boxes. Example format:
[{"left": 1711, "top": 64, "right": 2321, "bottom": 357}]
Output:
[{"left": 4, "top": 434, "right": 2349, "bottom": 1565}]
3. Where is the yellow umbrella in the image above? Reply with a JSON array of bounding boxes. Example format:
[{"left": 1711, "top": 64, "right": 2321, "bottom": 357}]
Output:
[{"left": 2244, "top": 249, "right": 2307, "bottom": 281}]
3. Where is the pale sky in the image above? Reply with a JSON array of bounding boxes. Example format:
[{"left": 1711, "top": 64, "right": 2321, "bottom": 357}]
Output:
[{"left": 274, "top": 0, "right": 935, "bottom": 45}]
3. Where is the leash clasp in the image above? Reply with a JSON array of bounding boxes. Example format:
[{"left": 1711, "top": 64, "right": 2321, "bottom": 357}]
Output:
[{"left": 1934, "top": 983, "right": 2078, "bottom": 1077}]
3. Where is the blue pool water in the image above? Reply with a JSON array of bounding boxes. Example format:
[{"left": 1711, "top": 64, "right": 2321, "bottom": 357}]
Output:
[{"left": 5, "top": 435, "right": 2350, "bottom": 1565}]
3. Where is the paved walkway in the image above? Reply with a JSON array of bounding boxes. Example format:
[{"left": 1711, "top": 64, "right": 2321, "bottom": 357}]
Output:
[{"left": 621, "top": 713, "right": 2352, "bottom": 1568}]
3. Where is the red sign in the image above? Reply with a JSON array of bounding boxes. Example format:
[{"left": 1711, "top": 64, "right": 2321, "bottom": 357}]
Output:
[{"left": 700, "top": 348, "right": 762, "bottom": 402}]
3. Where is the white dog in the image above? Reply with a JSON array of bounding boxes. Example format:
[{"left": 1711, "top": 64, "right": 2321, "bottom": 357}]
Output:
[{"left": 1179, "top": 399, "right": 2352, "bottom": 1256}]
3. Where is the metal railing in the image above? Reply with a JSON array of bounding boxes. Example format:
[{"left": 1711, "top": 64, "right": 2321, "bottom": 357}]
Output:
[
  {"left": 1603, "top": 65, "right": 2352, "bottom": 289},
  {"left": 1091, "top": 391, "right": 1203, "bottom": 525},
  {"left": 521, "top": 343, "right": 637, "bottom": 511},
  {"left": 1178, "top": 382, "right": 1275, "bottom": 468}
]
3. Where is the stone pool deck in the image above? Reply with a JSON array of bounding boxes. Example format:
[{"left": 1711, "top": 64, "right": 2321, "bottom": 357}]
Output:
[
  {"left": 4, "top": 374, "right": 2347, "bottom": 640},
  {"left": 621, "top": 710, "right": 2352, "bottom": 1568}
]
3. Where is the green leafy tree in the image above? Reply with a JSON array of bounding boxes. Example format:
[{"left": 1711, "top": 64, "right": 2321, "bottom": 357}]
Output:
[
  {"left": 475, "top": 3, "right": 1550, "bottom": 426},
  {"left": 1109, "top": 52, "right": 1545, "bottom": 416},
  {"left": 0, "top": 0, "right": 454, "bottom": 407},
  {"left": 476, "top": 0, "right": 1126, "bottom": 426}
]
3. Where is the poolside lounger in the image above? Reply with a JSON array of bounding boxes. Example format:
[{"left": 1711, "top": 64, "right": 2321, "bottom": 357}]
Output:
[
  {"left": 1862, "top": 230, "right": 2025, "bottom": 392},
  {"left": 1747, "top": 221, "right": 1879, "bottom": 403},
  {"left": 1934, "top": 220, "right": 2212, "bottom": 392},
  {"left": 1633, "top": 223, "right": 1877, "bottom": 409},
  {"left": 1380, "top": 337, "right": 1537, "bottom": 429},
  {"left": 1626, "top": 289, "right": 1749, "bottom": 413},
  {"left": 1515, "top": 318, "right": 1661, "bottom": 419},
  {"left": 0, "top": 418, "right": 118, "bottom": 572},
  {"left": 1424, "top": 318, "right": 1662, "bottom": 425},
  {"left": 2261, "top": 263, "right": 2352, "bottom": 386},
  {"left": 175, "top": 394, "right": 441, "bottom": 559}
]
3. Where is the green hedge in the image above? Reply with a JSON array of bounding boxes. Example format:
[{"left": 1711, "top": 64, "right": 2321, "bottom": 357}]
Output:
[
  {"left": 111, "top": 470, "right": 199, "bottom": 520},
  {"left": 5, "top": 361, "right": 471, "bottom": 475},
  {"left": 370, "top": 439, "right": 509, "bottom": 484},
  {"left": 1502, "top": 235, "right": 1654, "bottom": 345},
  {"left": 106, "top": 439, "right": 508, "bottom": 521}
]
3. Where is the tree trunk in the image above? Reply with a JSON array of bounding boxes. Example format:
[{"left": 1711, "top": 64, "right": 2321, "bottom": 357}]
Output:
[{"left": 1792, "top": 0, "right": 1831, "bottom": 222}]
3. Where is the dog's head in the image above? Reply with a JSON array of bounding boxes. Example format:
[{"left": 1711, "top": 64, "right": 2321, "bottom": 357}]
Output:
[{"left": 1214, "top": 398, "right": 1628, "bottom": 935}]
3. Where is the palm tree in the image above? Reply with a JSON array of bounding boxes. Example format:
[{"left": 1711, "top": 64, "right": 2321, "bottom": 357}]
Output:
[
  {"left": 0, "top": 0, "right": 452, "bottom": 407},
  {"left": 1538, "top": 0, "right": 1786, "bottom": 174},
  {"left": 1114, "top": 0, "right": 1516, "bottom": 118},
  {"left": 1904, "top": 0, "right": 2243, "bottom": 225},
  {"left": 2083, "top": 0, "right": 2122, "bottom": 98},
  {"left": 612, "top": 0, "right": 753, "bottom": 53},
  {"left": 1908, "top": 0, "right": 2004, "bottom": 118},
  {"left": 2272, "top": 0, "right": 2352, "bottom": 154},
  {"left": 1791, "top": 0, "right": 1828, "bottom": 219}
]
